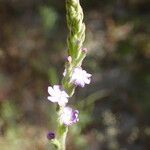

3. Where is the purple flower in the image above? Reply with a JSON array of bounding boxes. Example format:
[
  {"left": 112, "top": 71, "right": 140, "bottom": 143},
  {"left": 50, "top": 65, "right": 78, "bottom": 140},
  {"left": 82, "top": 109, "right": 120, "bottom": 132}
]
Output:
[
  {"left": 47, "top": 132, "right": 55, "bottom": 140},
  {"left": 47, "top": 85, "right": 69, "bottom": 106},
  {"left": 71, "top": 67, "right": 92, "bottom": 87},
  {"left": 60, "top": 107, "right": 79, "bottom": 126}
]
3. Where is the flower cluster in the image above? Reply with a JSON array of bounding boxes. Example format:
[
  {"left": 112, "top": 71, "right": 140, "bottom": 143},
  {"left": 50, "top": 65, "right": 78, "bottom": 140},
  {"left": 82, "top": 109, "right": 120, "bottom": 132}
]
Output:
[{"left": 47, "top": 56, "right": 91, "bottom": 126}]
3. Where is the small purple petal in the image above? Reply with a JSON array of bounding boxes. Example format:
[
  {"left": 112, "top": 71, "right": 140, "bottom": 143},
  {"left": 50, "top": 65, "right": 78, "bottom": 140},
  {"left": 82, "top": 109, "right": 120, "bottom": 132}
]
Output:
[{"left": 72, "top": 110, "right": 79, "bottom": 123}]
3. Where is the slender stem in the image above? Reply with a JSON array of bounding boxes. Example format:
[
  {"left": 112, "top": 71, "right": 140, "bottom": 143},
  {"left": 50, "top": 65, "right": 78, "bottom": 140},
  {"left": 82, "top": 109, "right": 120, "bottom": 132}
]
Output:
[
  {"left": 56, "top": 107, "right": 68, "bottom": 150},
  {"left": 59, "top": 127, "right": 68, "bottom": 150}
]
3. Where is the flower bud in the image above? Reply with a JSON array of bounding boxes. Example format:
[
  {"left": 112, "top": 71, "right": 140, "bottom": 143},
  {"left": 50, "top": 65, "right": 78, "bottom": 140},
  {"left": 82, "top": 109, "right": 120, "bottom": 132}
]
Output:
[
  {"left": 47, "top": 132, "right": 55, "bottom": 140},
  {"left": 67, "top": 56, "right": 72, "bottom": 63},
  {"left": 82, "top": 48, "right": 87, "bottom": 53}
]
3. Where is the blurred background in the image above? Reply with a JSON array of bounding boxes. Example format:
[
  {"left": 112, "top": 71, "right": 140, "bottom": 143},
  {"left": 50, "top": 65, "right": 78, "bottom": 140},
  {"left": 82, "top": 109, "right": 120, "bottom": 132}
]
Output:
[{"left": 0, "top": 0, "right": 150, "bottom": 150}]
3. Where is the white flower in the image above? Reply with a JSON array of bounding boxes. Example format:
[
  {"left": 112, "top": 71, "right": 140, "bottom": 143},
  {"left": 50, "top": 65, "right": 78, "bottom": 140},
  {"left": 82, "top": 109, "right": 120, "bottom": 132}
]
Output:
[
  {"left": 71, "top": 67, "right": 92, "bottom": 87},
  {"left": 60, "top": 107, "right": 79, "bottom": 126},
  {"left": 47, "top": 85, "right": 69, "bottom": 106}
]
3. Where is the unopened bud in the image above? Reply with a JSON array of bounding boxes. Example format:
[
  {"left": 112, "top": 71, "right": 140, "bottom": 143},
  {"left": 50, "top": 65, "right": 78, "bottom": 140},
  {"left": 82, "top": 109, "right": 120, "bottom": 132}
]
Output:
[
  {"left": 82, "top": 48, "right": 87, "bottom": 53},
  {"left": 76, "top": 40, "right": 81, "bottom": 45},
  {"left": 67, "top": 56, "right": 72, "bottom": 63},
  {"left": 47, "top": 132, "right": 55, "bottom": 140}
]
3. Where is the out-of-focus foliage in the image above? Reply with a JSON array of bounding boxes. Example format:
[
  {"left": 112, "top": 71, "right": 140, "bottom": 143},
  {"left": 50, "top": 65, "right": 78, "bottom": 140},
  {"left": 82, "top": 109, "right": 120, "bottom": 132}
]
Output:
[
  {"left": 39, "top": 6, "right": 58, "bottom": 32},
  {"left": 0, "top": 0, "right": 149, "bottom": 150}
]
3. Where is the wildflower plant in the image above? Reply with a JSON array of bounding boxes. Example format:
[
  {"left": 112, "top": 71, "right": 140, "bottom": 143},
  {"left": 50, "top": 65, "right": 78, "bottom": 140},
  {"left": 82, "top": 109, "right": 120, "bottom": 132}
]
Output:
[{"left": 47, "top": 0, "right": 91, "bottom": 149}]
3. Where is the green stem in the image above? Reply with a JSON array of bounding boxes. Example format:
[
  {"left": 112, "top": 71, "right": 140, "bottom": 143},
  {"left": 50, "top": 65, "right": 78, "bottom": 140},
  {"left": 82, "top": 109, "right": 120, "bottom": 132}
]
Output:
[
  {"left": 56, "top": 107, "right": 68, "bottom": 150},
  {"left": 58, "top": 126, "right": 68, "bottom": 150}
]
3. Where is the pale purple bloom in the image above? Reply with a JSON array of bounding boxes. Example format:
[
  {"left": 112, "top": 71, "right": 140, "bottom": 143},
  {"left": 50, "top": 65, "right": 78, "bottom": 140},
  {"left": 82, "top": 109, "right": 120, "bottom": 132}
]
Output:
[
  {"left": 47, "top": 85, "right": 69, "bottom": 106},
  {"left": 60, "top": 107, "right": 79, "bottom": 126},
  {"left": 47, "top": 132, "right": 55, "bottom": 140},
  {"left": 71, "top": 67, "right": 92, "bottom": 87}
]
